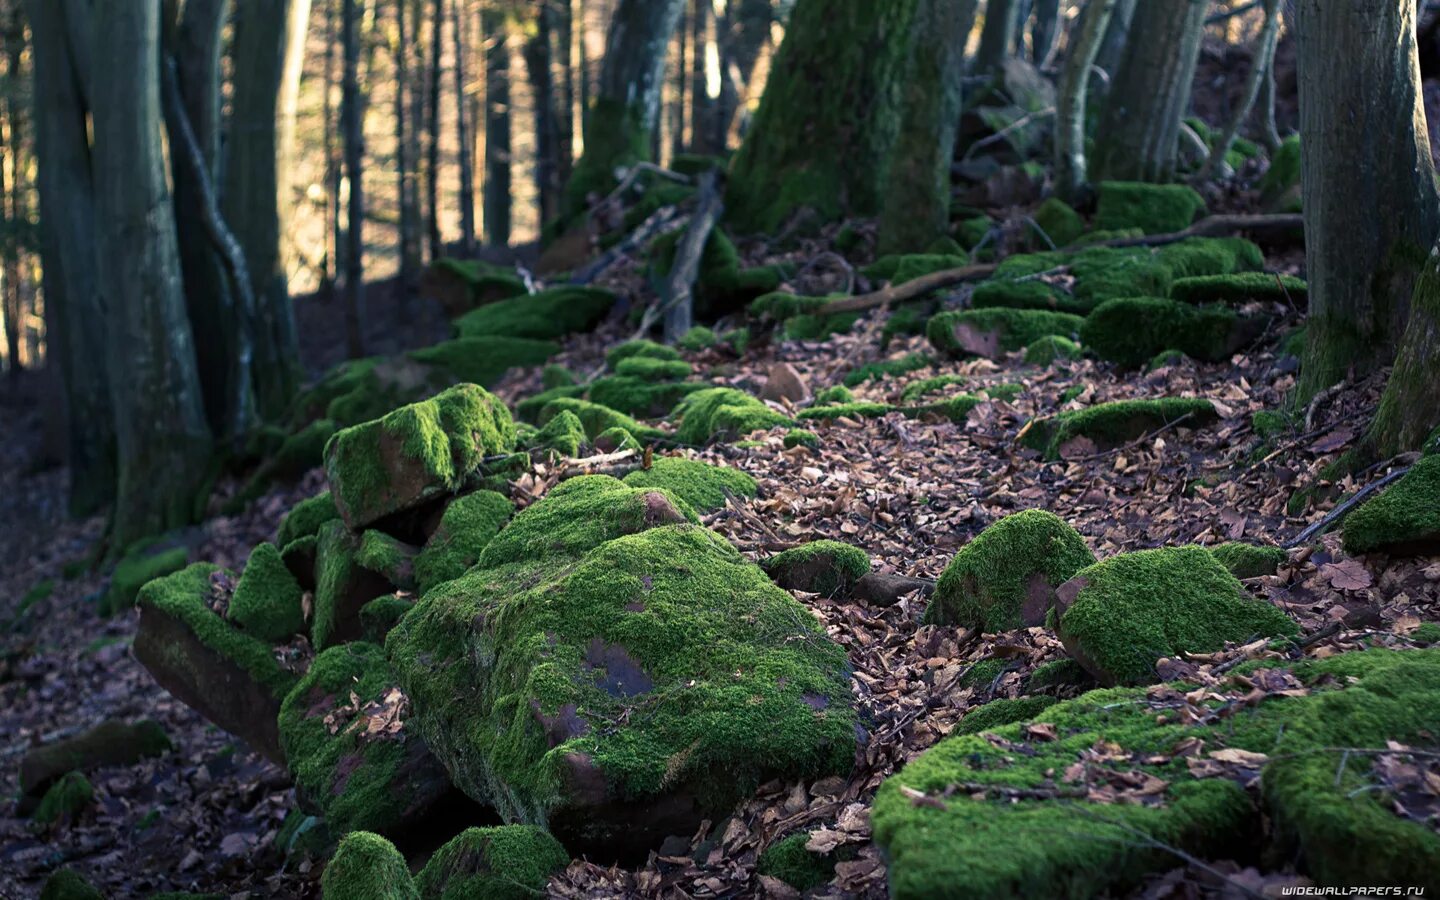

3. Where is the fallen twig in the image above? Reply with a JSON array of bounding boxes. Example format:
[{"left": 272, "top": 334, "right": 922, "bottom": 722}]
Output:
[{"left": 1283, "top": 461, "right": 1413, "bottom": 548}]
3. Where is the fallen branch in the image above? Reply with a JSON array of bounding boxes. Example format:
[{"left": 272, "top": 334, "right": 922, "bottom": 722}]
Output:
[
  {"left": 570, "top": 205, "right": 686, "bottom": 285},
  {"left": 1283, "top": 461, "right": 1413, "bottom": 548},
  {"left": 637, "top": 169, "right": 724, "bottom": 343}
]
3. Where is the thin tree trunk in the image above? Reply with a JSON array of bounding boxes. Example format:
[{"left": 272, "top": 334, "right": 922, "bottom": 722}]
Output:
[
  {"left": 407, "top": 0, "right": 427, "bottom": 263},
  {"left": 1054, "top": 0, "right": 1117, "bottom": 203},
  {"left": 1258, "top": 40, "right": 1282, "bottom": 153},
  {"left": 672, "top": 0, "right": 689, "bottom": 158},
  {"left": 92, "top": 0, "right": 212, "bottom": 547},
  {"left": 484, "top": 7, "right": 512, "bottom": 247},
  {"left": 342, "top": 0, "right": 367, "bottom": 356},
  {"left": 975, "top": 0, "right": 1021, "bottom": 78},
  {"left": 877, "top": 0, "right": 977, "bottom": 256},
  {"left": 278, "top": 0, "right": 314, "bottom": 279},
  {"left": 1031, "top": 0, "right": 1061, "bottom": 67},
  {"left": 525, "top": 5, "right": 562, "bottom": 226},
  {"left": 1, "top": 22, "right": 22, "bottom": 379},
  {"left": 1198, "top": 0, "right": 1281, "bottom": 183},
  {"left": 1296, "top": 0, "right": 1440, "bottom": 398},
  {"left": 396, "top": 0, "right": 421, "bottom": 294},
  {"left": 453, "top": 0, "right": 475, "bottom": 254},
  {"left": 557, "top": 0, "right": 575, "bottom": 186},
  {"left": 1092, "top": 0, "right": 1135, "bottom": 86},
  {"left": 426, "top": 0, "right": 444, "bottom": 259},
  {"left": 323, "top": 0, "right": 339, "bottom": 288},
  {"left": 1092, "top": 0, "right": 1207, "bottom": 183},
  {"left": 689, "top": 0, "right": 720, "bottom": 155},
  {"left": 716, "top": 0, "right": 771, "bottom": 150}
]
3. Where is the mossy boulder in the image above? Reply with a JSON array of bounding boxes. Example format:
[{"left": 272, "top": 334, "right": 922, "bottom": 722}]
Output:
[
  {"left": 783, "top": 429, "right": 819, "bottom": 450},
  {"left": 594, "top": 426, "right": 642, "bottom": 453},
  {"left": 134, "top": 564, "right": 297, "bottom": 764},
  {"left": 314, "top": 522, "right": 403, "bottom": 650},
  {"left": 677, "top": 326, "right": 718, "bottom": 351},
  {"left": 613, "top": 356, "right": 693, "bottom": 382},
  {"left": 321, "top": 831, "right": 420, "bottom": 900},
  {"left": 414, "top": 825, "right": 570, "bottom": 899},
  {"left": 408, "top": 337, "right": 560, "bottom": 388},
  {"left": 228, "top": 542, "right": 306, "bottom": 643},
  {"left": 586, "top": 375, "right": 707, "bottom": 419},
  {"left": 454, "top": 286, "right": 616, "bottom": 341},
  {"left": 1259, "top": 134, "right": 1302, "bottom": 210},
  {"left": 954, "top": 696, "right": 1058, "bottom": 735},
  {"left": 1069, "top": 246, "right": 1175, "bottom": 306},
  {"left": 527, "top": 409, "right": 587, "bottom": 459},
  {"left": 672, "top": 387, "right": 793, "bottom": 445},
  {"left": 1022, "top": 398, "right": 1220, "bottom": 459},
  {"left": 414, "top": 490, "right": 514, "bottom": 594},
  {"left": 515, "top": 385, "right": 587, "bottom": 424},
  {"left": 356, "top": 530, "right": 419, "bottom": 591},
  {"left": 1027, "top": 657, "right": 1094, "bottom": 694},
  {"left": 607, "top": 339, "right": 681, "bottom": 366},
  {"left": 423, "top": 258, "right": 528, "bottom": 317},
  {"left": 1023, "top": 335, "right": 1082, "bottom": 366},
  {"left": 761, "top": 541, "right": 871, "bottom": 597},
  {"left": 621, "top": 457, "right": 757, "bottom": 514},
  {"left": 1209, "top": 542, "right": 1287, "bottom": 579},
  {"left": 756, "top": 832, "right": 841, "bottom": 892},
  {"left": 101, "top": 543, "right": 188, "bottom": 617},
  {"left": 928, "top": 308, "right": 1084, "bottom": 360},
  {"left": 1342, "top": 455, "right": 1440, "bottom": 555},
  {"left": 19, "top": 719, "right": 168, "bottom": 813},
  {"left": 970, "top": 278, "right": 1083, "bottom": 315},
  {"left": 1054, "top": 547, "right": 1297, "bottom": 685},
  {"left": 1081, "top": 297, "right": 1266, "bottom": 368},
  {"left": 841, "top": 353, "right": 931, "bottom": 387},
  {"left": 277, "top": 491, "right": 340, "bottom": 548},
  {"left": 361, "top": 596, "right": 415, "bottom": 644},
  {"left": 388, "top": 476, "right": 855, "bottom": 857},
  {"left": 279, "top": 642, "right": 463, "bottom": 839},
  {"left": 537, "top": 398, "right": 665, "bottom": 444},
  {"left": 1094, "top": 181, "right": 1205, "bottom": 234},
  {"left": 924, "top": 510, "right": 1096, "bottom": 632},
  {"left": 874, "top": 649, "right": 1440, "bottom": 898},
  {"left": 39, "top": 868, "right": 104, "bottom": 900},
  {"left": 324, "top": 384, "right": 516, "bottom": 530},
  {"left": 1154, "top": 237, "right": 1265, "bottom": 279},
  {"left": 1171, "top": 272, "right": 1308, "bottom": 306},
  {"left": 1032, "top": 197, "right": 1085, "bottom": 248}
]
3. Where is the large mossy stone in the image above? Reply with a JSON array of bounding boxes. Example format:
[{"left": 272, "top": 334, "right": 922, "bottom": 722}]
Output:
[
  {"left": 321, "top": 831, "right": 420, "bottom": 900},
  {"left": 388, "top": 476, "right": 856, "bottom": 858},
  {"left": 228, "top": 542, "right": 306, "bottom": 643},
  {"left": 18, "top": 720, "right": 171, "bottom": 814},
  {"left": 1054, "top": 547, "right": 1297, "bottom": 686},
  {"left": 414, "top": 825, "right": 570, "bottom": 899},
  {"left": 761, "top": 540, "right": 871, "bottom": 597},
  {"left": 621, "top": 457, "right": 758, "bottom": 513},
  {"left": 874, "top": 649, "right": 1440, "bottom": 899},
  {"left": 1094, "top": 181, "right": 1205, "bottom": 234},
  {"left": 413, "top": 490, "right": 514, "bottom": 594},
  {"left": 1080, "top": 297, "right": 1266, "bottom": 368},
  {"left": 671, "top": 387, "right": 793, "bottom": 445},
  {"left": 279, "top": 642, "right": 464, "bottom": 839},
  {"left": 1343, "top": 455, "right": 1440, "bottom": 555},
  {"left": 134, "top": 564, "right": 297, "bottom": 764},
  {"left": 323, "top": 384, "right": 516, "bottom": 530},
  {"left": 453, "top": 286, "right": 617, "bottom": 341},
  {"left": 101, "top": 542, "right": 189, "bottom": 617},
  {"left": 1022, "top": 398, "right": 1220, "bottom": 460},
  {"left": 277, "top": 491, "right": 340, "bottom": 548},
  {"left": 924, "top": 510, "right": 1096, "bottom": 632},
  {"left": 927, "top": 308, "right": 1084, "bottom": 360},
  {"left": 314, "top": 522, "right": 400, "bottom": 651}
]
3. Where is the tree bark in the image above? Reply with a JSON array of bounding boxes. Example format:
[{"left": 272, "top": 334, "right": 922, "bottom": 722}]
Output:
[
  {"left": 453, "top": 0, "right": 476, "bottom": 255},
  {"left": 671, "top": 0, "right": 688, "bottom": 158},
  {"left": 484, "top": 6, "right": 512, "bottom": 248},
  {"left": 1, "top": 12, "right": 24, "bottom": 378},
  {"left": 1296, "top": 0, "right": 1440, "bottom": 397},
  {"left": 342, "top": 0, "right": 367, "bottom": 357},
  {"left": 92, "top": 0, "right": 211, "bottom": 547},
  {"left": 407, "top": 0, "right": 427, "bottom": 265},
  {"left": 1030, "top": 0, "right": 1061, "bottom": 67},
  {"left": 715, "top": 0, "right": 772, "bottom": 150},
  {"left": 1092, "top": 0, "right": 1207, "bottom": 183},
  {"left": 426, "top": 0, "right": 444, "bottom": 259},
  {"left": 525, "top": 5, "right": 563, "bottom": 226},
  {"left": 25, "top": 0, "right": 116, "bottom": 515},
  {"left": 1092, "top": 0, "right": 1135, "bottom": 81},
  {"left": 556, "top": 0, "right": 575, "bottom": 187},
  {"left": 688, "top": 0, "right": 722, "bottom": 155},
  {"left": 396, "top": 0, "right": 422, "bottom": 294},
  {"left": 975, "top": 0, "right": 1021, "bottom": 78},
  {"left": 1198, "top": 0, "right": 1281, "bottom": 184},
  {"left": 1054, "top": 0, "right": 1117, "bottom": 203},
  {"left": 1372, "top": 254, "right": 1440, "bottom": 457},
  {"left": 726, "top": 0, "right": 919, "bottom": 235},
  {"left": 877, "top": 0, "right": 977, "bottom": 256}
]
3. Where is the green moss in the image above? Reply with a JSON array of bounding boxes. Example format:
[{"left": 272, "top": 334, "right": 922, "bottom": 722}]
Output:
[
  {"left": 813, "top": 385, "right": 854, "bottom": 405},
  {"left": 515, "top": 385, "right": 587, "bottom": 424},
  {"left": 277, "top": 491, "right": 340, "bottom": 548},
  {"left": 1094, "top": 181, "right": 1205, "bottom": 234},
  {"left": 1209, "top": 542, "right": 1287, "bottom": 579},
  {"left": 954, "top": 696, "right": 1058, "bottom": 736},
  {"left": 841, "top": 353, "right": 931, "bottom": 387},
  {"left": 313, "top": 522, "right": 362, "bottom": 651},
  {"left": 228, "top": 542, "right": 305, "bottom": 643},
  {"left": 538, "top": 397, "right": 664, "bottom": 443},
  {"left": 954, "top": 215, "right": 992, "bottom": 250},
  {"left": 748, "top": 291, "right": 860, "bottom": 342},
  {"left": 762, "top": 541, "right": 871, "bottom": 596},
  {"left": 1032, "top": 197, "right": 1085, "bottom": 248},
  {"left": 1060, "top": 385, "right": 1085, "bottom": 403},
  {"left": 757, "top": 833, "right": 835, "bottom": 891},
  {"left": 672, "top": 387, "right": 793, "bottom": 445},
  {"left": 674, "top": 327, "right": 716, "bottom": 352},
  {"left": 783, "top": 429, "right": 819, "bottom": 450},
  {"left": 1342, "top": 455, "right": 1440, "bottom": 554},
  {"left": 39, "top": 869, "right": 103, "bottom": 900},
  {"left": 103, "top": 545, "right": 188, "bottom": 617},
  {"left": 528, "top": 409, "right": 586, "bottom": 459},
  {"left": 613, "top": 356, "right": 693, "bottom": 381},
  {"left": 1024, "top": 398, "right": 1219, "bottom": 459},
  {"left": 1148, "top": 349, "right": 1188, "bottom": 371},
  {"left": 541, "top": 365, "right": 577, "bottom": 390},
  {"left": 796, "top": 401, "right": 894, "bottom": 421},
  {"left": 593, "top": 426, "right": 641, "bottom": 453},
  {"left": 587, "top": 375, "right": 706, "bottom": 419},
  {"left": 607, "top": 339, "right": 682, "bottom": 367},
  {"left": 1171, "top": 273, "right": 1308, "bottom": 306},
  {"left": 866, "top": 253, "right": 968, "bottom": 286},
  {"left": 1023, "top": 335, "right": 1082, "bottom": 366},
  {"left": 959, "top": 659, "right": 1008, "bottom": 690},
  {"left": 900, "top": 374, "right": 967, "bottom": 403},
  {"left": 360, "top": 595, "right": 415, "bottom": 643},
  {"left": 17, "top": 578, "right": 55, "bottom": 621},
  {"left": 1155, "top": 237, "right": 1265, "bottom": 279},
  {"left": 429, "top": 258, "right": 528, "bottom": 306},
  {"left": 1070, "top": 246, "right": 1175, "bottom": 306},
  {"left": 1057, "top": 547, "right": 1297, "bottom": 685},
  {"left": 928, "top": 308, "right": 1084, "bottom": 359},
  {"left": 1081, "top": 297, "right": 1245, "bottom": 367},
  {"left": 1412, "top": 622, "right": 1440, "bottom": 644},
  {"left": 1251, "top": 411, "right": 1290, "bottom": 442},
  {"left": 1027, "top": 658, "right": 1093, "bottom": 694},
  {"left": 414, "top": 825, "right": 569, "bottom": 899},
  {"left": 622, "top": 457, "right": 757, "bottom": 514},
  {"left": 970, "top": 278, "right": 1079, "bottom": 315},
  {"left": 321, "top": 831, "right": 419, "bottom": 900},
  {"left": 356, "top": 530, "right": 418, "bottom": 590},
  {"left": 409, "top": 337, "right": 560, "bottom": 388},
  {"left": 924, "top": 510, "right": 1095, "bottom": 631},
  {"left": 984, "top": 383, "right": 1024, "bottom": 401},
  {"left": 454, "top": 287, "right": 616, "bottom": 341},
  {"left": 1259, "top": 134, "right": 1302, "bottom": 203},
  {"left": 32, "top": 771, "right": 94, "bottom": 826}
]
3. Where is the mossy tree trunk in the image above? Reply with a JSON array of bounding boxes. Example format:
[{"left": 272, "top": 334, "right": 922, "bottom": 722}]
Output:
[
  {"left": 877, "top": 0, "right": 977, "bottom": 256},
  {"left": 974, "top": 0, "right": 1021, "bottom": 78},
  {"left": 561, "top": 0, "right": 686, "bottom": 223},
  {"left": 26, "top": 0, "right": 116, "bottom": 517},
  {"left": 1371, "top": 254, "right": 1440, "bottom": 457},
  {"left": 1053, "top": 0, "right": 1117, "bottom": 204},
  {"left": 92, "top": 0, "right": 212, "bottom": 548},
  {"left": 484, "top": 7, "right": 512, "bottom": 247},
  {"left": 1092, "top": 0, "right": 1205, "bottom": 183},
  {"left": 1296, "top": 0, "right": 1440, "bottom": 398},
  {"left": 726, "top": 0, "right": 918, "bottom": 235}
]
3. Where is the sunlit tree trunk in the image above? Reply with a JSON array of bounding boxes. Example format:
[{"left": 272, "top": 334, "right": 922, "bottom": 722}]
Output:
[
  {"left": 1054, "top": 0, "right": 1116, "bottom": 203},
  {"left": 426, "top": 0, "right": 443, "bottom": 259},
  {"left": 342, "top": 0, "right": 367, "bottom": 356},
  {"left": 396, "top": 0, "right": 422, "bottom": 294},
  {"left": 716, "top": 0, "right": 771, "bottom": 148}
]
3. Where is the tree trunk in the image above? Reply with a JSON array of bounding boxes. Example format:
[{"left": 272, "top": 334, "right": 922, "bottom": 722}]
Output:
[
  {"left": 1372, "top": 255, "right": 1440, "bottom": 457},
  {"left": 1054, "top": 0, "right": 1117, "bottom": 203},
  {"left": 484, "top": 7, "right": 512, "bottom": 248},
  {"left": 1198, "top": 0, "right": 1281, "bottom": 183},
  {"left": 726, "top": 0, "right": 919, "bottom": 235},
  {"left": 342, "top": 0, "right": 367, "bottom": 356},
  {"left": 453, "top": 0, "right": 476, "bottom": 254},
  {"left": 1030, "top": 0, "right": 1061, "bottom": 67},
  {"left": 1, "top": 16, "right": 24, "bottom": 379},
  {"left": 396, "top": 0, "right": 422, "bottom": 294},
  {"left": 278, "top": 0, "right": 314, "bottom": 274},
  {"left": 1092, "top": 0, "right": 1207, "bottom": 183},
  {"left": 426, "top": 0, "right": 443, "bottom": 259},
  {"left": 1296, "top": 0, "right": 1440, "bottom": 398},
  {"left": 689, "top": 0, "right": 721, "bottom": 155},
  {"left": 525, "top": 6, "right": 562, "bottom": 226},
  {"left": 671, "top": 0, "right": 688, "bottom": 158},
  {"left": 562, "top": 0, "right": 686, "bottom": 223},
  {"left": 1091, "top": 0, "right": 1135, "bottom": 92},
  {"left": 975, "top": 0, "right": 1021, "bottom": 78},
  {"left": 716, "top": 0, "right": 771, "bottom": 150},
  {"left": 26, "top": 0, "right": 116, "bottom": 516},
  {"left": 92, "top": 0, "right": 211, "bottom": 547},
  {"left": 877, "top": 0, "right": 977, "bottom": 256},
  {"left": 556, "top": 0, "right": 575, "bottom": 188},
  {"left": 225, "top": 0, "right": 307, "bottom": 421},
  {"left": 323, "top": 0, "right": 339, "bottom": 287},
  {"left": 407, "top": 0, "right": 427, "bottom": 265}
]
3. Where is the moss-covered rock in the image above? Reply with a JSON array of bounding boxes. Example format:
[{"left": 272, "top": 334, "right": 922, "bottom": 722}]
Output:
[
  {"left": 841, "top": 353, "right": 931, "bottom": 387},
  {"left": 762, "top": 541, "right": 871, "bottom": 597},
  {"left": 1259, "top": 134, "right": 1302, "bottom": 209},
  {"left": 899, "top": 374, "right": 967, "bottom": 404},
  {"left": 414, "top": 825, "right": 570, "bottom": 899},
  {"left": 621, "top": 457, "right": 757, "bottom": 514},
  {"left": 39, "top": 868, "right": 103, "bottom": 900},
  {"left": 813, "top": 385, "right": 854, "bottom": 406},
  {"left": 279, "top": 642, "right": 461, "bottom": 838},
  {"left": 313, "top": 522, "right": 400, "bottom": 651},
  {"left": 227, "top": 542, "right": 306, "bottom": 644},
  {"left": 1252, "top": 410, "right": 1291, "bottom": 441},
  {"left": 613, "top": 356, "right": 693, "bottom": 382},
  {"left": 1171, "top": 272, "right": 1308, "bottom": 306},
  {"left": 672, "top": 387, "right": 793, "bottom": 445},
  {"left": 409, "top": 337, "right": 560, "bottom": 388},
  {"left": 1032, "top": 197, "right": 1085, "bottom": 248},
  {"left": 928, "top": 308, "right": 1084, "bottom": 359},
  {"left": 1155, "top": 237, "right": 1265, "bottom": 279},
  {"left": 1022, "top": 398, "right": 1220, "bottom": 459},
  {"left": 277, "top": 491, "right": 340, "bottom": 548},
  {"left": 677, "top": 326, "right": 718, "bottom": 351},
  {"left": 324, "top": 384, "right": 516, "bottom": 530},
  {"left": 516, "top": 385, "right": 588, "bottom": 424},
  {"left": 586, "top": 375, "right": 707, "bottom": 419},
  {"left": 388, "top": 476, "right": 855, "bottom": 857},
  {"left": 1069, "top": 246, "right": 1175, "bottom": 306},
  {"left": 1023, "top": 335, "right": 1082, "bottom": 366},
  {"left": 749, "top": 292, "right": 859, "bottom": 342},
  {"left": 874, "top": 649, "right": 1440, "bottom": 899},
  {"left": 414, "top": 490, "right": 514, "bottom": 594},
  {"left": 454, "top": 286, "right": 616, "bottom": 341},
  {"left": 538, "top": 397, "right": 664, "bottom": 444},
  {"left": 607, "top": 339, "right": 681, "bottom": 367},
  {"left": 756, "top": 832, "right": 838, "bottom": 892},
  {"left": 924, "top": 510, "right": 1096, "bottom": 631},
  {"left": 1209, "top": 542, "right": 1287, "bottom": 579},
  {"left": 356, "top": 530, "right": 419, "bottom": 591},
  {"left": 954, "top": 696, "right": 1058, "bottom": 735},
  {"left": 1081, "top": 297, "right": 1263, "bottom": 368},
  {"left": 1055, "top": 547, "right": 1297, "bottom": 685},
  {"left": 17, "top": 719, "right": 171, "bottom": 811},
  {"left": 321, "top": 831, "right": 420, "bottom": 900},
  {"left": 528, "top": 409, "right": 587, "bottom": 459},
  {"left": 593, "top": 426, "right": 642, "bottom": 453},
  {"left": 134, "top": 564, "right": 296, "bottom": 763},
  {"left": 424, "top": 258, "right": 529, "bottom": 317},
  {"left": 783, "top": 429, "right": 819, "bottom": 450},
  {"left": 1094, "top": 181, "right": 1205, "bottom": 234},
  {"left": 1026, "top": 657, "right": 1094, "bottom": 694},
  {"left": 970, "top": 278, "right": 1080, "bottom": 315},
  {"left": 101, "top": 543, "right": 188, "bottom": 618},
  {"left": 30, "top": 771, "right": 94, "bottom": 827},
  {"left": 1342, "top": 455, "right": 1440, "bottom": 555},
  {"left": 360, "top": 596, "right": 415, "bottom": 644}
]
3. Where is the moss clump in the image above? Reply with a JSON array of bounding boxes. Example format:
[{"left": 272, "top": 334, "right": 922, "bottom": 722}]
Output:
[
  {"left": 388, "top": 476, "right": 855, "bottom": 853},
  {"left": 428, "top": 258, "right": 528, "bottom": 308},
  {"left": 414, "top": 491, "right": 514, "bottom": 594},
  {"left": 1171, "top": 273, "right": 1308, "bottom": 306},
  {"left": 797, "top": 401, "right": 893, "bottom": 421},
  {"left": 613, "top": 356, "right": 693, "bottom": 381},
  {"left": 677, "top": 326, "right": 718, "bottom": 351},
  {"left": 1057, "top": 547, "right": 1297, "bottom": 685},
  {"left": 621, "top": 457, "right": 757, "bottom": 514},
  {"left": 925, "top": 510, "right": 1096, "bottom": 631},
  {"left": 408, "top": 337, "right": 559, "bottom": 387},
  {"left": 541, "top": 364, "right": 577, "bottom": 389},
  {"left": 228, "top": 542, "right": 305, "bottom": 643},
  {"left": 1412, "top": 622, "right": 1440, "bottom": 644},
  {"left": 1023, "top": 335, "right": 1082, "bottom": 366},
  {"left": 528, "top": 409, "right": 586, "bottom": 459},
  {"left": 1259, "top": 134, "right": 1302, "bottom": 206},
  {"left": 1155, "top": 237, "right": 1265, "bottom": 279},
  {"left": 32, "top": 771, "right": 94, "bottom": 827},
  {"left": 1148, "top": 349, "right": 1188, "bottom": 371},
  {"left": 1023, "top": 398, "right": 1220, "bottom": 459},
  {"left": 356, "top": 530, "right": 418, "bottom": 591},
  {"left": 954, "top": 696, "right": 1058, "bottom": 736},
  {"left": 784, "top": 429, "right": 819, "bottom": 450},
  {"left": 813, "top": 385, "right": 854, "bottom": 405},
  {"left": 971, "top": 278, "right": 1082, "bottom": 315},
  {"left": 1081, "top": 297, "right": 1248, "bottom": 368},
  {"left": 1032, "top": 197, "right": 1085, "bottom": 248},
  {"left": 323, "top": 384, "right": 517, "bottom": 529},
  {"left": 586, "top": 375, "right": 706, "bottom": 419},
  {"left": 672, "top": 387, "right": 793, "bottom": 445},
  {"left": 749, "top": 292, "right": 858, "bottom": 342},
  {"left": 841, "top": 353, "right": 931, "bottom": 387},
  {"left": 1342, "top": 455, "right": 1440, "bottom": 555},
  {"left": 867, "top": 253, "right": 968, "bottom": 286},
  {"left": 1094, "top": 181, "right": 1205, "bottom": 234},
  {"left": 762, "top": 541, "right": 871, "bottom": 596},
  {"left": 959, "top": 659, "right": 1008, "bottom": 690},
  {"left": 756, "top": 833, "right": 836, "bottom": 891},
  {"left": 928, "top": 308, "right": 1084, "bottom": 359},
  {"left": 538, "top": 397, "right": 664, "bottom": 443},
  {"left": 277, "top": 491, "right": 339, "bottom": 548},
  {"left": 1209, "top": 542, "right": 1287, "bottom": 579},
  {"left": 39, "top": 868, "right": 103, "bottom": 900},
  {"left": 321, "top": 831, "right": 420, "bottom": 900},
  {"left": 593, "top": 426, "right": 641, "bottom": 452},
  {"left": 360, "top": 595, "right": 414, "bottom": 643},
  {"left": 607, "top": 339, "right": 681, "bottom": 367},
  {"left": 414, "top": 825, "right": 569, "bottom": 899},
  {"left": 1027, "top": 658, "right": 1093, "bottom": 694},
  {"left": 514, "top": 385, "right": 586, "bottom": 425},
  {"left": 454, "top": 286, "right": 616, "bottom": 341},
  {"left": 1069, "top": 246, "right": 1176, "bottom": 307},
  {"left": 900, "top": 374, "right": 967, "bottom": 403},
  {"left": 102, "top": 544, "right": 188, "bottom": 617}
]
